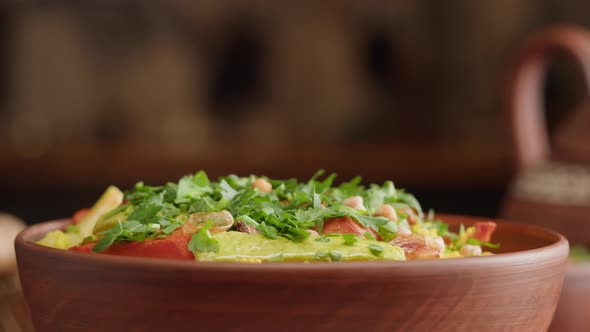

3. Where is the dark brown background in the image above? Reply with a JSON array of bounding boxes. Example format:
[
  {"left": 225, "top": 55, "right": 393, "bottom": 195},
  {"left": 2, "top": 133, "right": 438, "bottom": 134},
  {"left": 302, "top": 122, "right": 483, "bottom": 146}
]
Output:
[{"left": 1, "top": 1, "right": 589, "bottom": 223}]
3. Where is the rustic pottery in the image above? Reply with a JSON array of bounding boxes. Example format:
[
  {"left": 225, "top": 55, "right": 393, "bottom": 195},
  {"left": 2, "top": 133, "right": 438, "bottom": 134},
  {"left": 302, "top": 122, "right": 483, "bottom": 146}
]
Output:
[
  {"left": 501, "top": 25, "right": 590, "bottom": 332},
  {"left": 16, "top": 214, "right": 567, "bottom": 332}
]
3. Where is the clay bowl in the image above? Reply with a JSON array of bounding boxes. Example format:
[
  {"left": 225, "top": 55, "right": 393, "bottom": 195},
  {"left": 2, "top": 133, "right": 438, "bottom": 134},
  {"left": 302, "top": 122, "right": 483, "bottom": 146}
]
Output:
[
  {"left": 15, "top": 214, "right": 568, "bottom": 332},
  {"left": 550, "top": 261, "right": 590, "bottom": 331},
  {"left": 502, "top": 200, "right": 590, "bottom": 331}
]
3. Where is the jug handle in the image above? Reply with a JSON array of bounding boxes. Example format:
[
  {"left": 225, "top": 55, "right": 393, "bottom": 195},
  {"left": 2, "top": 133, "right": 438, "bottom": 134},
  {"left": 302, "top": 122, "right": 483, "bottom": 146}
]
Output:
[{"left": 507, "top": 25, "right": 590, "bottom": 172}]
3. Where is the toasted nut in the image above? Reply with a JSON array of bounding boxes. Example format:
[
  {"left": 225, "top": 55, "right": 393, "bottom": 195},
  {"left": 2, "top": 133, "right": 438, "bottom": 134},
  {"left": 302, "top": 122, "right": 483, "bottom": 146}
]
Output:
[
  {"left": 374, "top": 204, "right": 398, "bottom": 222},
  {"left": 342, "top": 196, "right": 366, "bottom": 211},
  {"left": 390, "top": 233, "right": 440, "bottom": 260},
  {"left": 253, "top": 178, "right": 272, "bottom": 193},
  {"left": 235, "top": 220, "right": 260, "bottom": 234},
  {"left": 425, "top": 236, "right": 445, "bottom": 256},
  {"left": 460, "top": 244, "right": 482, "bottom": 257},
  {"left": 183, "top": 210, "right": 234, "bottom": 235},
  {"left": 399, "top": 207, "right": 418, "bottom": 224},
  {"left": 306, "top": 229, "right": 320, "bottom": 237}
]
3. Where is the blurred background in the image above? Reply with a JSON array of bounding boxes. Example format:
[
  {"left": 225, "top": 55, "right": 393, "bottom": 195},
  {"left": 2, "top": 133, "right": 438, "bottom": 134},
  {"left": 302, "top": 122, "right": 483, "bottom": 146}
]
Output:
[{"left": 1, "top": 0, "right": 590, "bottom": 224}]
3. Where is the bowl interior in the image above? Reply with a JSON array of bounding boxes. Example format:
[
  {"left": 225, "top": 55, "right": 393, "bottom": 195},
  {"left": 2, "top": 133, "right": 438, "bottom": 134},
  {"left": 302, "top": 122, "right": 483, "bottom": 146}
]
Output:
[
  {"left": 16, "top": 214, "right": 566, "bottom": 265},
  {"left": 15, "top": 214, "right": 569, "bottom": 332}
]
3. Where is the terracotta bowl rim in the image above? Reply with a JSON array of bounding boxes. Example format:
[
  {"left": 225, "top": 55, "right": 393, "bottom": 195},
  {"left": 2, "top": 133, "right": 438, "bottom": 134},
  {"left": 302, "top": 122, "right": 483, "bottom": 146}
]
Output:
[{"left": 15, "top": 214, "right": 568, "bottom": 272}]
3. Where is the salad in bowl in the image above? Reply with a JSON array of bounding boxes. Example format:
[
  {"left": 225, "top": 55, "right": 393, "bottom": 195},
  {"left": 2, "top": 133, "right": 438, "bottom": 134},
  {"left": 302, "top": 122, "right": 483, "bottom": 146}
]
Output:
[{"left": 36, "top": 170, "right": 497, "bottom": 262}]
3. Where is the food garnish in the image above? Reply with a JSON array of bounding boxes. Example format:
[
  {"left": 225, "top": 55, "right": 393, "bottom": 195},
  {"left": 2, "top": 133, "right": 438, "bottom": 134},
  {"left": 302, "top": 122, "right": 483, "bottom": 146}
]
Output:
[{"left": 36, "top": 171, "right": 498, "bottom": 262}]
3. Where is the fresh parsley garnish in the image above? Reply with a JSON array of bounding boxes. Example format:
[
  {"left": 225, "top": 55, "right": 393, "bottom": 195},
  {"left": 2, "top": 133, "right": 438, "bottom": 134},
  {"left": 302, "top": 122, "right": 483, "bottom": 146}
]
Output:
[
  {"left": 188, "top": 220, "right": 220, "bottom": 254},
  {"left": 83, "top": 169, "right": 470, "bottom": 259},
  {"left": 329, "top": 251, "right": 343, "bottom": 261},
  {"left": 342, "top": 234, "right": 358, "bottom": 246},
  {"left": 467, "top": 237, "right": 500, "bottom": 249},
  {"left": 315, "top": 236, "right": 331, "bottom": 243},
  {"left": 257, "top": 222, "right": 278, "bottom": 239},
  {"left": 92, "top": 220, "right": 156, "bottom": 253},
  {"left": 368, "top": 244, "right": 384, "bottom": 256}
]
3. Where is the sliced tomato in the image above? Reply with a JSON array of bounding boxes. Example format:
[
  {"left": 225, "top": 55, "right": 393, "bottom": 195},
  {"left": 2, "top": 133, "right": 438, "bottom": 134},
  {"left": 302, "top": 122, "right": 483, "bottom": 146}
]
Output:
[
  {"left": 322, "top": 216, "right": 365, "bottom": 236},
  {"left": 72, "top": 208, "right": 90, "bottom": 224},
  {"left": 70, "top": 229, "right": 194, "bottom": 260},
  {"left": 473, "top": 221, "right": 497, "bottom": 243}
]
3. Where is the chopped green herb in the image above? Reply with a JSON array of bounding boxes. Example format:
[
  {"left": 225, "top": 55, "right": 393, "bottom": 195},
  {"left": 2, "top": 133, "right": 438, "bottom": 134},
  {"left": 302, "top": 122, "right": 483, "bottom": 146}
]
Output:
[
  {"left": 342, "top": 234, "right": 358, "bottom": 246},
  {"left": 126, "top": 204, "right": 162, "bottom": 224},
  {"left": 257, "top": 222, "right": 278, "bottom": 239},
  {"left": 467, "top": 237, "right": 500, "bottom": 249},
  {"left": 368, "top": 244, "right": 384, "bottom": 256},
  {"left": 161, "top": 221, "right": 182, "bottom": 234},
  {"left": 66, "top": 225, "right": 80, "bottom": 234},
  {"left": 188, "top": 220, "right": 219, "bottom": 254},
  {"left": 329, "top": 251, "right": 343, "bottom": 261},
  {"left": 314, "top": 250, "right": 329, "bottom": 260},
  {"left": 315, "top": 236, "right": 331, "bottom": 243},
  {"left": 364, "top": 231, "right": 376, "bottom": 240},
  {"left": 63, "top": 169, "right": 496, "bottom": 261}
]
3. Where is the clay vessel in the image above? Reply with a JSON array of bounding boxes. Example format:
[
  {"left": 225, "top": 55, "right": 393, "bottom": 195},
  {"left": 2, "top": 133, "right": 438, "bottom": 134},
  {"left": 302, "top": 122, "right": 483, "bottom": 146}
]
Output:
[
  {"left": 16, "top": 214, "right": 567, "bottom": 332},
  {"left": 501, "top": 25, "right": 590, "bottom": 332}
]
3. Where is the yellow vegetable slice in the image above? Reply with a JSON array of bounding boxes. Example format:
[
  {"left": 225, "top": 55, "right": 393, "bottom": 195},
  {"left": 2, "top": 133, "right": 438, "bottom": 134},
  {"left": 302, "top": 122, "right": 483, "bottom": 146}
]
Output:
[
  {"left": 36, "top": 230, "right": 75, "bottom": 250},
  {"left": 77, "top": 186, "right": 124, "bottom": 238},
  {"left": 37, "top": 186, "right": 124, "bottom": 250}
]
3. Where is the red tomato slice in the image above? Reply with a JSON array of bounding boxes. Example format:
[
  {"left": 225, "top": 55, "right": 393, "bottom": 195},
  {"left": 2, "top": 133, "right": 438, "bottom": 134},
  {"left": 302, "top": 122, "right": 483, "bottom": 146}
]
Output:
[
  {"left": 320, "top": 216, "right": 381, "bottom": 239},
  {"left": 474, "top": 221, "right": 497, "bottom": 243},
  {"left": 72, "top": 208, "right": 90, "bottom": 224},
  {"left": 70, "top": 229, "right": 194, "bottom": 260}
]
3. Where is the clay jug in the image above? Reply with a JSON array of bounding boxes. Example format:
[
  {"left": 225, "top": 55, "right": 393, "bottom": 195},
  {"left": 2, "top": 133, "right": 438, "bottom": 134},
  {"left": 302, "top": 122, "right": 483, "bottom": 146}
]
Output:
[{"left": 501, "top": 25, "right": 590, "bottom": 332}]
